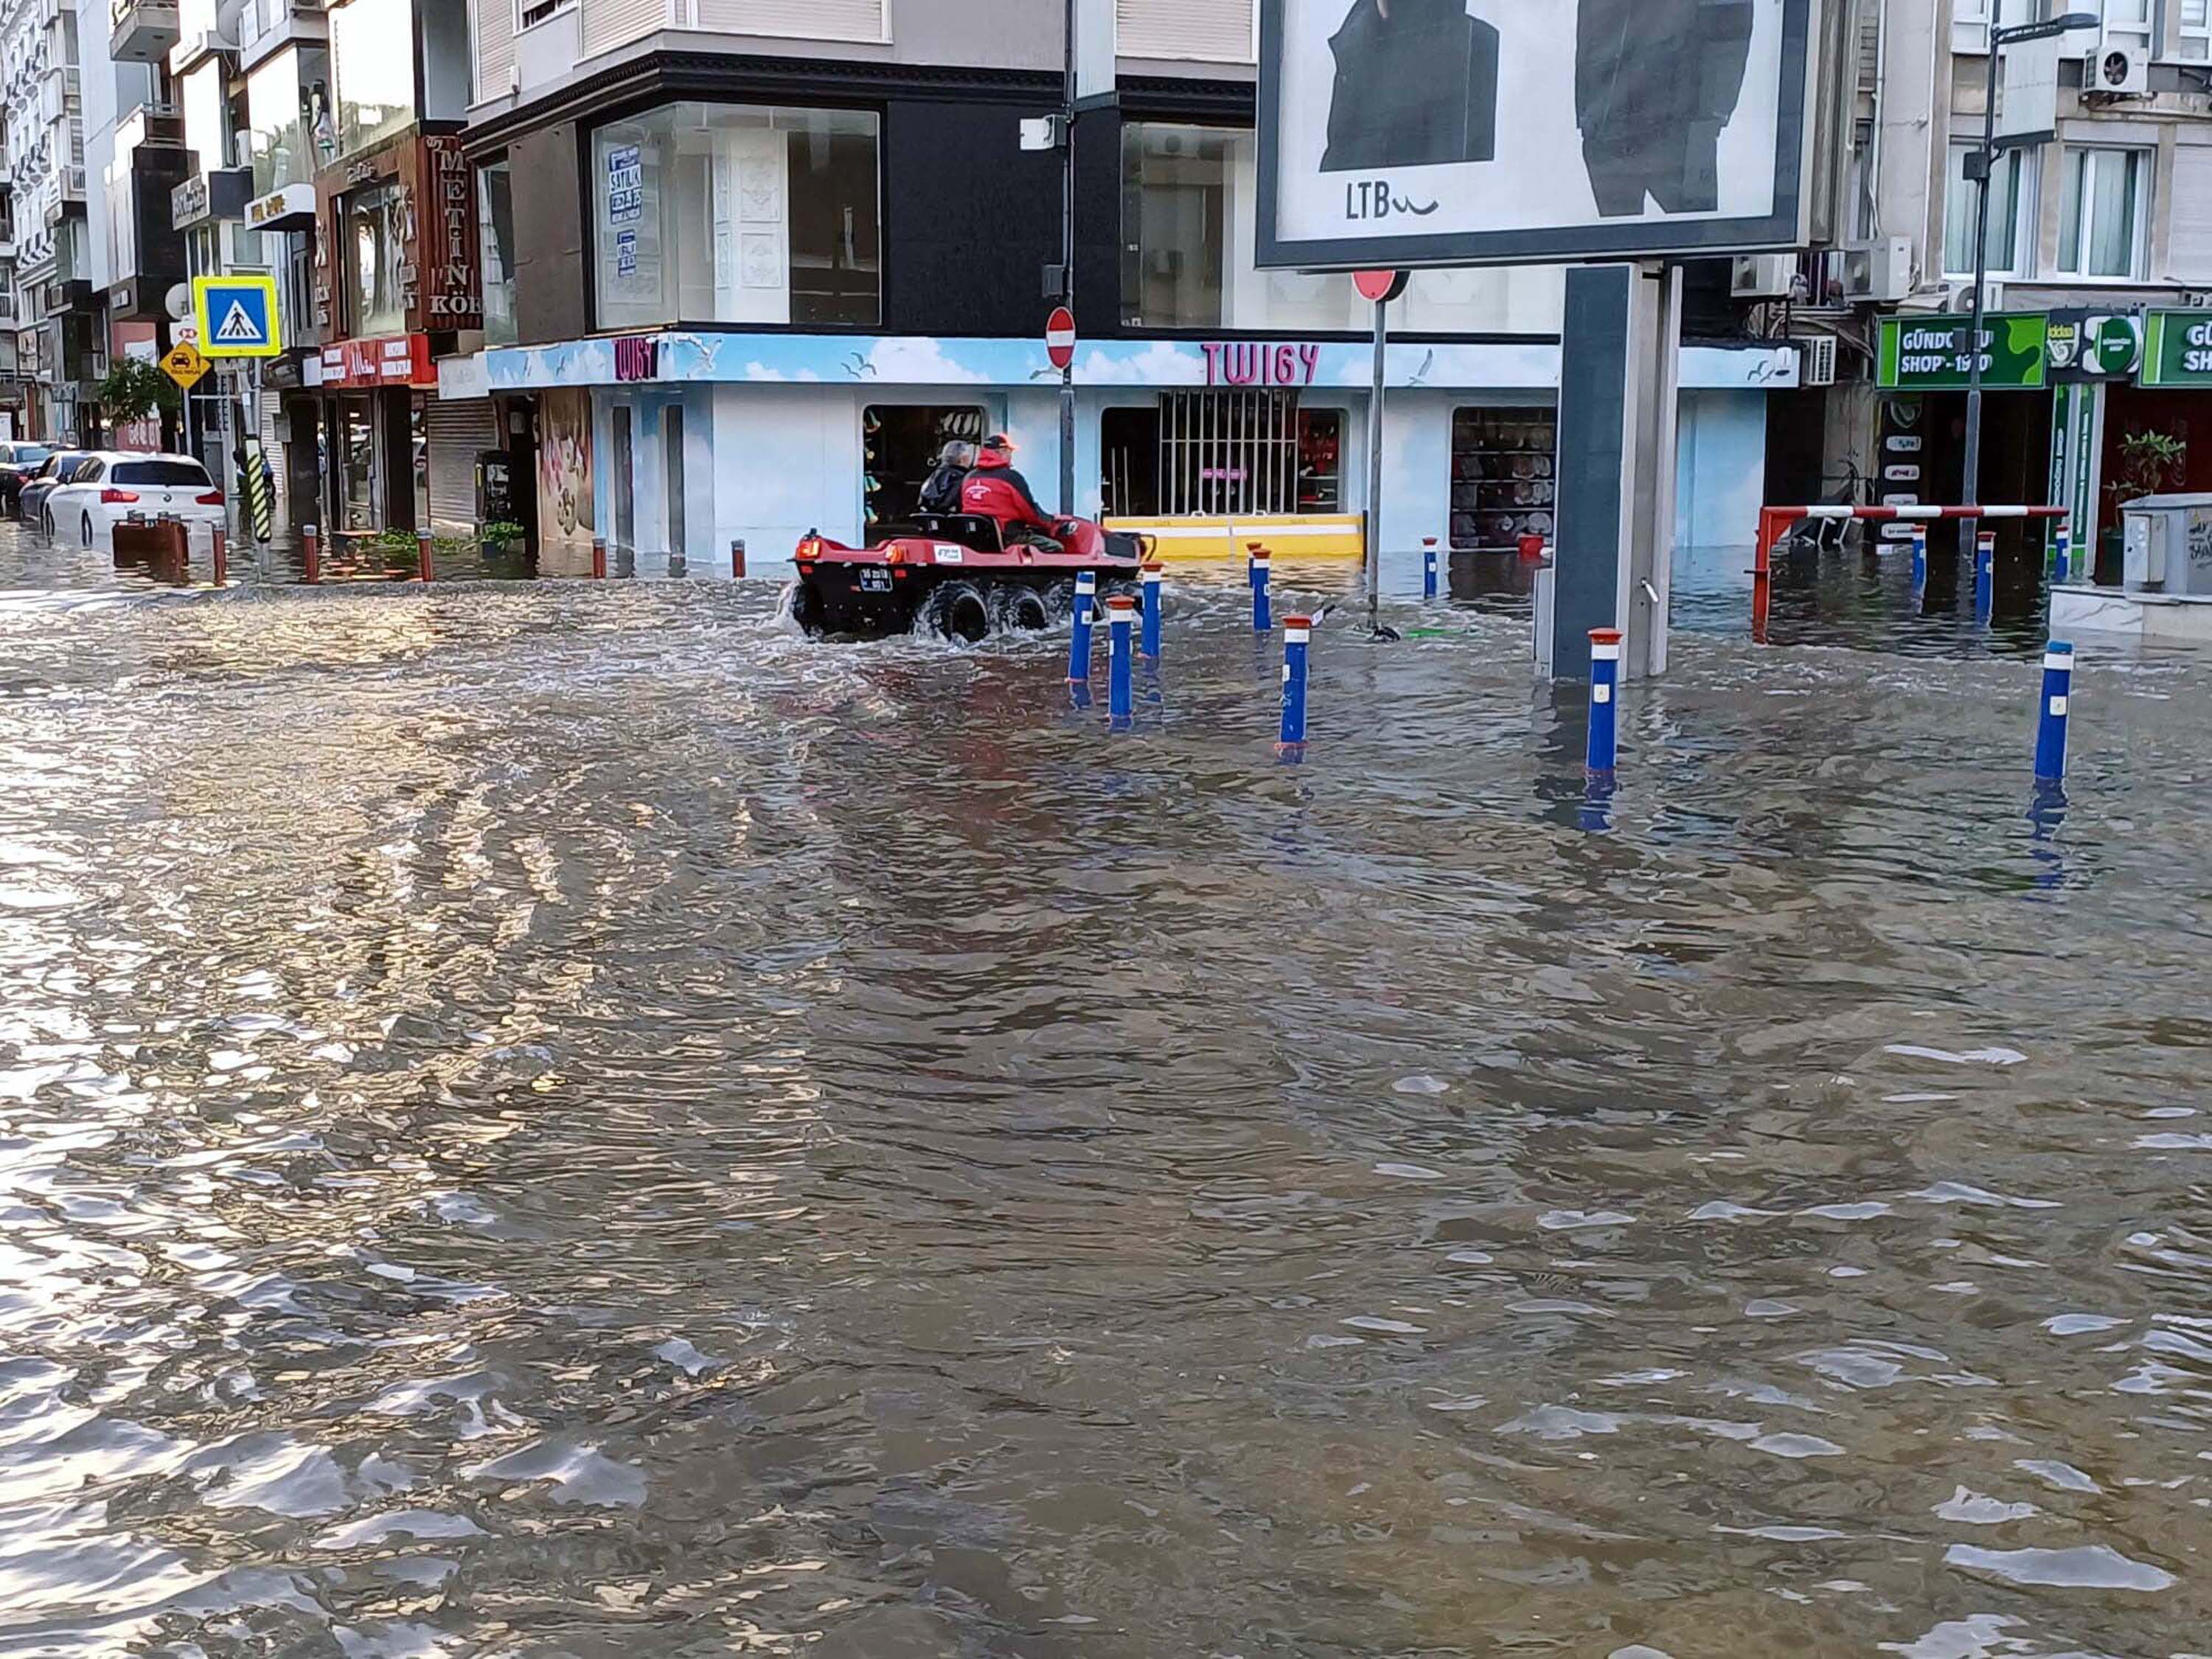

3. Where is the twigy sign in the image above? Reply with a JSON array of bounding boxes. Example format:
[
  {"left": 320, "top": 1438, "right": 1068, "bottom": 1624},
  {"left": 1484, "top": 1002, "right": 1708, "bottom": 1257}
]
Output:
[{"left": 1204, "top": 342, "right": 1321, "bottom": 389}]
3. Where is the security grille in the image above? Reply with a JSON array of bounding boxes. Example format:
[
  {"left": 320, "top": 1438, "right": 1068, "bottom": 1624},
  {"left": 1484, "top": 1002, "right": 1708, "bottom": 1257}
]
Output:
[{"left": 1158, "top": 389, "right": 1299, "bottom": 518}]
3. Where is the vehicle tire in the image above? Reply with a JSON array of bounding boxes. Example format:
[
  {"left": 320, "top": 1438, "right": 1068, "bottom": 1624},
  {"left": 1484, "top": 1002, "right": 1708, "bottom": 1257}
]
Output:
[
  {"left": 921, "top": 580, "right": 992, "bottom": 644},
  {"left": 80, "top": 513, "right": 92, "bottom": 547},
  {"left": 1040, "top": 577, "right": 1079, "bottom": 623},
  {"left": 784, "top": 580, "right": 825, "bottom": 637},
  {"left": 40, "top": 507, "right": 53, "bottom": 538},
  {"left": 989, "top": 582, "right": 1050, "bottom": 633}
]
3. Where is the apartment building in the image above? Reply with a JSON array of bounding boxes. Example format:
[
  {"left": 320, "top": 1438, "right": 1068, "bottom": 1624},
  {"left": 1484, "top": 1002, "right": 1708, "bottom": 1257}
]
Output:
[
  {"left": 1764, "top": 0, "right": 2212, "bottom": 570},
  {"left": 456, "top": 0, "right": 1794, "bottom": 576},
  {"left": 4, "top": 0, "right": 94, "bottom": 440}
]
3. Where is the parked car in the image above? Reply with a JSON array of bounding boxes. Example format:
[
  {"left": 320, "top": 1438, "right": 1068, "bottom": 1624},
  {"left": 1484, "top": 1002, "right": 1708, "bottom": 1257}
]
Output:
[
  {"left": 18, "top": 451, "right": 94, "bottom": 531},
  {"left": 46, "top": 453, "right": 225, "bottom": 549},
  {"left": 0, "top": 441, "right": 55, "bottom": 516}
]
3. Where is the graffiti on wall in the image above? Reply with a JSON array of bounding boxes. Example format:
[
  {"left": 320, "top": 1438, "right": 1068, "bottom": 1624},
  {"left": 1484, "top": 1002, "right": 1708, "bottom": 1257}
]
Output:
[{"left": 538, "top": 389, "right": 594, "bottom": 555}]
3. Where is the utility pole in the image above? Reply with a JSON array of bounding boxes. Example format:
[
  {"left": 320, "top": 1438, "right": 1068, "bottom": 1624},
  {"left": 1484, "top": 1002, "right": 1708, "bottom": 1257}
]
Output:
[{"left": 1058, "top": 0, "right": 1077, "bottom": 516}]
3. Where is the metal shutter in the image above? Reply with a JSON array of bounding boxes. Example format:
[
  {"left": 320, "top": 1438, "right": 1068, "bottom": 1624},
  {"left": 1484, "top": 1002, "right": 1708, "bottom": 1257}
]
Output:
[
  {"left": 475, "top": 0, "right": 515, "bottom": 102},
  {"left": 427, "top": 397, "right": 498, "bottom": 532},
  {"left": 1117, "top": 0, "right": 1253, "bottom": 62},
  {"left": 582, "top": 0, "right": 664, "bottom": 57},
  {"left": 688, "top": 0, "right": 884, "bottom": 40},
  {"left": 2170, "top": 147, "right": 2212, "bottom": 282}
]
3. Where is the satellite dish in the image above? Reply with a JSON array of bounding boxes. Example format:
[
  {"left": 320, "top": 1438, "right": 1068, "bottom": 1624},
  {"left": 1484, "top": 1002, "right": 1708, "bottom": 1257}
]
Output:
[{"left": 164, "top": 282, "right": 191, "bottom": 321}]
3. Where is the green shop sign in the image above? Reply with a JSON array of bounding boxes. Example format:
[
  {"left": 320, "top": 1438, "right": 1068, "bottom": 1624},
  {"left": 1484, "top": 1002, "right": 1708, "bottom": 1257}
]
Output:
[
  {"left": 1877, "top": 313, "right": 2050, "bottom": 391},
  {"left": 2140, "top": 311, "right": 2212, "bottom": 386}
]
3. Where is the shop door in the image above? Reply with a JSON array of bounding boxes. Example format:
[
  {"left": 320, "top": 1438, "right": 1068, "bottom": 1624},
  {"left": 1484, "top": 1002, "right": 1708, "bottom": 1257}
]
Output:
[
  {"left": 612, "top": 406, "right": 635, "bottom": 552},
  {"left": 339, "top": 397, "right": 376, "bottom": 533},
  {"left": 664, "top": 405, "right": 686, "bottom": 557}
]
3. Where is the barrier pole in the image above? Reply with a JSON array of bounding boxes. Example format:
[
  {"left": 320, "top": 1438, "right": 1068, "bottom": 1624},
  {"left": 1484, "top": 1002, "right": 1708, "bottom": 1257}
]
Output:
[
  {"left": 1587, "top": 627, "right": 1622, "bottom": 774},
  {"left": 417, "top": 527, "right": 434, "bottom": 584},
  {"left": 1068, "top": 570, "right": 1096, "bottom": 684},
  {"left": 592, "top": 536, "right": 608, "bottom": 580},
  {"left": 1140, "top": 560, "right": 1164, "bottom": 659},
  {"left": 731, "top": 538, "right": 746, "bottom": 579},
  {"left": 1249, "top": 543, "right": 1271, "bottom": 633},
  {"left": 302, "top": 521, "right": 320, "bottom": 585},
  {"left": 2035, "top": 640, "right": 2075, "bottom": 783},
  {"left": 1422, "top": 536, "right": 1439, "bottom": 599},
  {"left": 211, "top": 524, "right": 227, "bottom": 588},
  {"left": 1107, "top": 594, "right": 1136, "bottom": 721},
  {"left": 1752, "top": 508, "right": 1784, "bottom": 643},
  {"left": 1278, "top": 613, "right": 1312, "bottom": 753}
]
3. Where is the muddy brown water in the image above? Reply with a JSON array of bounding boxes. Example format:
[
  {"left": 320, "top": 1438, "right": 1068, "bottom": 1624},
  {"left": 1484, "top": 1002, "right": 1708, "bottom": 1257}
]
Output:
[{"left": 0, "top": 552, "right": 2208, "bottom": 1656}]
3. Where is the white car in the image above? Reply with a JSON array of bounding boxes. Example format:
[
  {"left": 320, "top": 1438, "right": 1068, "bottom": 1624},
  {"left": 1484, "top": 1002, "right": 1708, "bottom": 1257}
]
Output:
[{"left": 45, "top": 451, "right": 226, "bottom": 550}]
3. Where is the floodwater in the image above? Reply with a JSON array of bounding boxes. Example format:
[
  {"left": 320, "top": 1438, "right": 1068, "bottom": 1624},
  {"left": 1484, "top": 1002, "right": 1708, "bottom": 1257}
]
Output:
[{"left": 2, "top": 523, "right": 2210, "bottom": 1658}]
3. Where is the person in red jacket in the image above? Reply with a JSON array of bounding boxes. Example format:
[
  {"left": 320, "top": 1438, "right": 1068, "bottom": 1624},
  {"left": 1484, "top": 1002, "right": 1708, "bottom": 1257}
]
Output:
[{"left": 961, "top": 434, "right": 1060, "bottom": 546}]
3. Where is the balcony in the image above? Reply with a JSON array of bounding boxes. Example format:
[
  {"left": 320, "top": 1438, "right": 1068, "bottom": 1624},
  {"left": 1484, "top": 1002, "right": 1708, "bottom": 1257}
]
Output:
[
  {"left": 116, "top": 101, "right": 186, "bottom": 153},
  {"left": 237, "top": 0, "right": 326, "bottom": 71},
  {"left": 110, "top": 0, "right": 181, "bottom": 63}
]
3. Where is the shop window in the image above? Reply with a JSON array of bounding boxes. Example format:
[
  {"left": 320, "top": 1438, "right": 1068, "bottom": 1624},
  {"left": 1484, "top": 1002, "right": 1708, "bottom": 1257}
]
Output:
[
  {"left": 1158, "top": 390, "right": 1301, "bottom": 516},
  {"left": 1296, "top": 410, "right": 1341, "bottom": 512},
  {"left": 479, "top": 157, "right": 517, "bottom": 347},
  {"left": 590, "top": 102, "right": 880, "bottom": 331},
  {"left": 330, "top": 0, "right": 417, "bottom": 161},
  {"left": 345, "top": 182, "right": 407, "bottom": 337},
  {"left": 862, "top": 404, "right": 985, "bottom": 538},
  {"left": 1121, "top": 122, "right": 1231, "bottom": 330},
  {"left": 1102, "top": 406, "right": 1160, "bottom": 518},
  {"left": 1943, "top": 144, "right": 2033, "bottom": 279},
  {"left": 1449, "top": 407, "right": 1557, "bottom": 552},
  {"left": 2058, "top": 147, "right": 2149, "bottom": 279}
]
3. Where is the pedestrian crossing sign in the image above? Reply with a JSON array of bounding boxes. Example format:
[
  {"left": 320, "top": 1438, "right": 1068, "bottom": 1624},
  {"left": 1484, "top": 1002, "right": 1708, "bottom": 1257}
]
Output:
[{"left": 192, "top": 274, "right": 282, "bottom": 358}]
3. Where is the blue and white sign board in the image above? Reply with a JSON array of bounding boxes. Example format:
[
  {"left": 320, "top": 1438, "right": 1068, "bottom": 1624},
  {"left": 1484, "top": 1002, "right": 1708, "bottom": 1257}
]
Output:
[
  {"left": 608, "top": 145, "right": 643, "bottom": 223},
  {"left": 616, "top": 229, "right": 638, "bottom": 277},
  {"left": 192, "top": 274, "right": 283, "bottom": 358}
]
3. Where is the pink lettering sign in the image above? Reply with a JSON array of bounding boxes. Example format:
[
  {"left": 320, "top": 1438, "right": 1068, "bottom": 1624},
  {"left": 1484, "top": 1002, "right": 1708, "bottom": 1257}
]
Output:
[{"left": 1204, "top": 341, "right": 1322, "bottom": 389}]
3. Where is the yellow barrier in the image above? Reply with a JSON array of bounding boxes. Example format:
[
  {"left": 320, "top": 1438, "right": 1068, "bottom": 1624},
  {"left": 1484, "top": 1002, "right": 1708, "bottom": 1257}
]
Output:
[{"left": 1105, "top": 514, "right": 1364, "bottom": 563}]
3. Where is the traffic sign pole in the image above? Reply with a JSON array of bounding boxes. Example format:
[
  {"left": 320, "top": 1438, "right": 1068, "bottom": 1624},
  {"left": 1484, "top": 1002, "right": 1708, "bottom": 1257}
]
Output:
[{"left": 1046, "top": 305, "right": 1077, "bottom": 516}]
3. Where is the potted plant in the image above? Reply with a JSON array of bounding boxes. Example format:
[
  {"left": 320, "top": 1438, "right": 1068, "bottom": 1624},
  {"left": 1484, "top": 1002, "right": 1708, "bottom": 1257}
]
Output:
[{"left": 2100, "top": 426, "right": 2188, "bottom": 583}]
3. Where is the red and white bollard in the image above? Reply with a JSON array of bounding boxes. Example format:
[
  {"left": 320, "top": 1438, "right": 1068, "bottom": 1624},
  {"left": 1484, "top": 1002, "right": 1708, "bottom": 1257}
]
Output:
[
  {"left": 591, "top": 535, "right": 608, "bottom": 580},
  {"left": 301, "top": 521, "right": 321, "bottom": 585},
  {"left": 211, "top": 525, "right": 228, "bottom": 588},
  {"left": 417, "top": 527, "right": 434, "bottom": 583}
]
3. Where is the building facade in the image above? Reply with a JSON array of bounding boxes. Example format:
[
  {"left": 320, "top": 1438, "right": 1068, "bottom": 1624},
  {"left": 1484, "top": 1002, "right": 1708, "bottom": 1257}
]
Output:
[
  {"left": 459, "top": 0, "right": 1792, "bottom": 580},
  {"left": 1765, "top": 0, "right": 2212, "bottom": 574}
]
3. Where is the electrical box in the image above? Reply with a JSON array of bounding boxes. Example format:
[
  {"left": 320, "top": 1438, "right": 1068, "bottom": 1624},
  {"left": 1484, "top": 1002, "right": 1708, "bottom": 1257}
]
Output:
[{"left": 2121, "top": 494, "right": 2212, "bottom": 595}]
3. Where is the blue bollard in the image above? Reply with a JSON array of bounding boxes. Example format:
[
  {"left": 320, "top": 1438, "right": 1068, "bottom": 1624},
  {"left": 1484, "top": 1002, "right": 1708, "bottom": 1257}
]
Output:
[
  {"left": 1422, "top": 536, "right": 1439, "bottom": 600},
  {"left": 1910, "top": 524, "right": 1928, "bottom": 590},
  {"left": 1248, "top": 544, "right": 1271, "bottom": 633},
  {"left": 1975, "top": 529, "right": 1995, "bottom": 622},
  {"left": 1278, "top": 613, "right": 1312, "bottom": 751},
  {"left": 1140, "top": 560, "right": 1164, "bottom": 659},
  {"left": 1068, "top": 570, "right": 1096, "bottom": 684},
  {"left": 1107, "top": 594, "right": 1135, "bottom": 722},
  {"left": 1587, "top": 627, "right": 1621, "bottom": 774},
  {"left": 2035, "top": 639, "right": 2075, "bottom": 782}
]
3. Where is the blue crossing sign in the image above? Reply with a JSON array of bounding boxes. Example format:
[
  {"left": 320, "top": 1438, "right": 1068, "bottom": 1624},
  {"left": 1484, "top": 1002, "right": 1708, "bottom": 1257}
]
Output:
[{"left": 192, "top": 274, "right": 283, "bottom": 358}]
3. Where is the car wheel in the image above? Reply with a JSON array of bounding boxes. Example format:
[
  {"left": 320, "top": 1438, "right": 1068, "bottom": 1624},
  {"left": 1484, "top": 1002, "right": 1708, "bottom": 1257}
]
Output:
[
  {"left": 80, "top": 513, "right": 92, "bottom": 547},
  {"left": 40, "top": 508, "right": 53, "bottom": 538},
  {"left": 919, "top": 580, "right": 992, "bottom": 644},
  {"left": 989, "top": 583, "right": 1050, "bottom": 633}
]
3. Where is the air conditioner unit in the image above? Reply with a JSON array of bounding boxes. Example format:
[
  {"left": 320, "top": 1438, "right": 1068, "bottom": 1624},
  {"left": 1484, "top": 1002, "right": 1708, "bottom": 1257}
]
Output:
[
  {"left": 2091, "top": 35, "right": 2149, "bottom": 96},
  {"left": 1731, "top": 252, "right": 1795, "bottom": 299},
  {"left": 1947, "top": 279, "right": 2003, "bottom": 313},
  {"left": 1843, "top": 237, "right": 1912, "bottom": 304},
  {"left": 1794, "top": 334, "right": 1839, "bottom": 387}
]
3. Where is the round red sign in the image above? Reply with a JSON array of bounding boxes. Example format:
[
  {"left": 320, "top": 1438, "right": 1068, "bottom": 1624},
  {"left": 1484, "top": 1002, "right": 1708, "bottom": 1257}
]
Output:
[
  {"left": 1352, "top": 270, "right": 1408, "bottom": 305},
  {"left": 1045, "top": 305, "right": 1077, "bottom": 370}
]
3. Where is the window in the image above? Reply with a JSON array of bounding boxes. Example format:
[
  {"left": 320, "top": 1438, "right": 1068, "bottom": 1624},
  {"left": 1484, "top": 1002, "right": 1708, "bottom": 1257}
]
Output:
[
  {"left": 344, "top": 181, "right": 407, "bottom": 335},
  {"left": 1121, "top": 122, "right": 1231, "bottom": 330},
  {"left": 2059, "top": 147, "right": 2149, "bottom": 278},
  {"left": 1157, "top": 390, "right": 1302, "bottom": 516},
  {"left": 1952, "top": 0, "right": 2034, "bottom": 53},
  {"left": 330, "top": 0, "right": 416, "bottom": 161},
  {"left": 519, "top": 0, "right": 567, "bottom": 26},
  {"left": 2181, "top": 0, "right": 2211, "bottom": 59},
  {"left": 112, "top": 459, "right": 213, "bottom": 486},
  {"left": 478, "top": 158, "right": 516, "bottom": 347},
  {"left": 1944, "top": 143, "right": 2034, "bottom": 277},
  {"left": 2098, "top": 0, "right": 2152, "bottom": 52},
  {"left": 243, "top": 46, "right": 330, "bottom": 197},
  {"left": 860, "top": 405, "right": 984, "bottom": 538},
  {"left": 1450, "top": 407, "right": 1557, "bottom": 552},
  {"left": 590, "top": 102, "right": 880, "bottom": 330}
]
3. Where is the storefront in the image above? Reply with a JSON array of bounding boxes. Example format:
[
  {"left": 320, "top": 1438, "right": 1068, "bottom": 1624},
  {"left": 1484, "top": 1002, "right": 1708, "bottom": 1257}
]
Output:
[{"left": 485, "top": 330, "right": 1795, "bottom": 580}]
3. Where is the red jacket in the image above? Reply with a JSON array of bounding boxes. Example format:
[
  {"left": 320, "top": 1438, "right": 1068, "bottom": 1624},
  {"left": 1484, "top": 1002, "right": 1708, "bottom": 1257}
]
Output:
[{"left": 961, "top": 451, "right": 1053, "bottom": 535}]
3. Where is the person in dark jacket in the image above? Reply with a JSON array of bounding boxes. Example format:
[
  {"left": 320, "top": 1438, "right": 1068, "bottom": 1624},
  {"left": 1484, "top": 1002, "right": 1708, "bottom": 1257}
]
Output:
[
  {"left": 960, "top": 436, "right": 1059, "bottom": 544},
  {"left": 917, "top": 440, "right": 975, "bottom": 515},
  {"left": 1577, "top": 0, "right": 1756, "bottom": 218},
  {"left": 1321, "top": 0, "right": 1498, "bottom": 173}
]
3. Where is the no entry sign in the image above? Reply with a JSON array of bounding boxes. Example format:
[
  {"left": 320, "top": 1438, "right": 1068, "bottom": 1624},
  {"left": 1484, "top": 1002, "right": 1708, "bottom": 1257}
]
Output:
[
  {"left": 1353, "top": 270, "right": 1410, "bottom": 305},
  {"left": 1046, "top": 306, "right": 1077, "bottom": 370}
]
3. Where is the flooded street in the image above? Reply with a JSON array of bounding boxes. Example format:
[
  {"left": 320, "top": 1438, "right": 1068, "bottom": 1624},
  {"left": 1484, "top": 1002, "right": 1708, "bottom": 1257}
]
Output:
[{"left": 2, "top": 526, "right": 2209, "bottom": 1658}]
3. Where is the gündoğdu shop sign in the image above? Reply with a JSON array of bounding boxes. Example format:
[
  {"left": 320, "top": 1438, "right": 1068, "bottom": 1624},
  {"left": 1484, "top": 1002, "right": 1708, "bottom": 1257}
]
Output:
[
  {"left": 2141, "top": 311, "right": 2212, "bottom": 386},
  {"left": 1877, "top": 314, "right": 2050, "bottom": 391}
]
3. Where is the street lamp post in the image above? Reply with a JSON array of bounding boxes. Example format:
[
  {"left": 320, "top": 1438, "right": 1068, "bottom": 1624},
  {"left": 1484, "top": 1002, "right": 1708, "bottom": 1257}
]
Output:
[{"left": 1964, "top": 13, "right": 2099, "bottom": 509}]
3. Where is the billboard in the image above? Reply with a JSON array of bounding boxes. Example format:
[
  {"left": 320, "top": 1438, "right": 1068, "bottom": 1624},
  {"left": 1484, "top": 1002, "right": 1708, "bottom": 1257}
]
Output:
[{"left": 1256, "top": 0, "right": 1817, "bottom": 270}]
